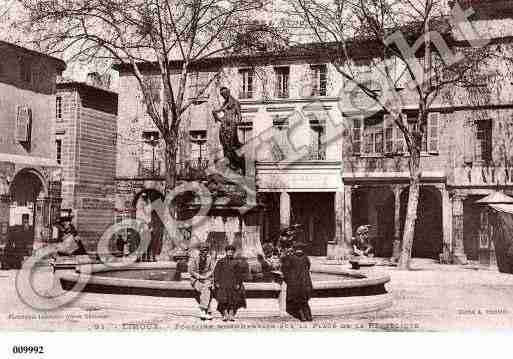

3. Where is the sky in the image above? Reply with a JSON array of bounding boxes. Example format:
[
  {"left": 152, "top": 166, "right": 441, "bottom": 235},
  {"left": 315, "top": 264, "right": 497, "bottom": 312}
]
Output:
[{"left": 0, "top": 0, "right": 110, "bottom": 81}]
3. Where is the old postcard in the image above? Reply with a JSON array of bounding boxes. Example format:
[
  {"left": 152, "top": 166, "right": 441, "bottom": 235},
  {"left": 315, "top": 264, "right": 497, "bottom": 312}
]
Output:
[{"left": 2, "top": 0, "right": 513, "bottom": 346}]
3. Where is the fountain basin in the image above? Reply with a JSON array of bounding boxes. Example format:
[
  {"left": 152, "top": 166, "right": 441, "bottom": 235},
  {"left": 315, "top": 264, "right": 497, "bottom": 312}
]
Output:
[{"left": 56, "top": 261, "right": 392, "bottom": 318}]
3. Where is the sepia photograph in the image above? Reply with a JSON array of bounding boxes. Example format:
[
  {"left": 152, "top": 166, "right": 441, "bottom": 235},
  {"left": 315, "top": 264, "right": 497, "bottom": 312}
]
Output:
[{"left": 1, "top": 0, "right": 513, "bottom": 355}]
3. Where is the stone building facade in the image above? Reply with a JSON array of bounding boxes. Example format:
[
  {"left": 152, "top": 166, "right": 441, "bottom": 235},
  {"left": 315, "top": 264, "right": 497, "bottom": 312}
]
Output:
[
  {"left": 55, "top": 80, "right": 118, "bottom": 249},
  {"left": 0, "top": 40, "right": 66, "bottom": 254},
  {"left": 113, "top": 1, "right": 513, "bottom": 263}
]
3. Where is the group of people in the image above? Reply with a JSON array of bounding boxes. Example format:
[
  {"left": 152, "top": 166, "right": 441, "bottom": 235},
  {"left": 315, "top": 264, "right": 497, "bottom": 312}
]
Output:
[
  {"left": 189, "top": 240, "right": 314, "bottom": 322},
  {"left": 188, "top": 243, "right": 248, "bottom": 321}
]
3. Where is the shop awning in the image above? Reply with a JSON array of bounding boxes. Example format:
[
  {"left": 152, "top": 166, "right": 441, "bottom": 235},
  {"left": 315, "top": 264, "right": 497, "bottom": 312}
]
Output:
[
  {"left": 476, "top": 191, "right": 513, "bottom": 205},
  {"left": 489, "top": 204, "right": 513, "bottom": 214}
]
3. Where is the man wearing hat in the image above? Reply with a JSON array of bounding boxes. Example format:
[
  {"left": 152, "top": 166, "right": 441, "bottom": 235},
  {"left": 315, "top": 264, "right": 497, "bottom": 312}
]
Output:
[
  {"left": 280, "top": 241, "right": 313, "bottom": 321},
  {"left": 213, "top": 244, "right": 248, "bottom": 321},
  {"left": 188, "top": 242, "right": 215, "bottom": 320},
  {"left": 56, "top": 214, "right": 87, "bottom": 256}
]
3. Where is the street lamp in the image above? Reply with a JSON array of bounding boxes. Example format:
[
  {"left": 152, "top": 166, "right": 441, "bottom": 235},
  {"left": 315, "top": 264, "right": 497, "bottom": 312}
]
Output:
[{"left": 142, "top": 131, "right": 160, "bottom": 177}]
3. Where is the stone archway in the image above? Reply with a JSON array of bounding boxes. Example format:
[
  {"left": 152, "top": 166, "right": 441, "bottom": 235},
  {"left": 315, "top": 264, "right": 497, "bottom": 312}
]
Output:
[
  {"left": 8, "top": 168, "right": 47, "bottom": 254},
  {"left": 132, "top": 189, "right": 165, "bottom": 260},
  {"left": 352, "top": 186, "right": 395, "bottom": 257},
  {"left": 400, "top": 186, "right": 443, "bottom": 259}
]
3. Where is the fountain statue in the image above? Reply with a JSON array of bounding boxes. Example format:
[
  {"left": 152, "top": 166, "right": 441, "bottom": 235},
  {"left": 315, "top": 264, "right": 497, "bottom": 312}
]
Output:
[{"left": 212, "top": 87, "right": 245, "bottom": 175}]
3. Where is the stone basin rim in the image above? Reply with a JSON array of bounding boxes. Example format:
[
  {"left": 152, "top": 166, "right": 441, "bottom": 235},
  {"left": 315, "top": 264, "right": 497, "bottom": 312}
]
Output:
[{"left": 57, "top": 261, "right": 391, "bottom": 292}]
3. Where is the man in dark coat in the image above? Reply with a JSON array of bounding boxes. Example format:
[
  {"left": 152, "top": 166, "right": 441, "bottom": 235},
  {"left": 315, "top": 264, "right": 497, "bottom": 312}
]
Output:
[
  {"left": 281, "top": 242, "right": 313, "bottom": 321},
  {"left": 213, "top": 244, "right": 248, "bottom": 321}
]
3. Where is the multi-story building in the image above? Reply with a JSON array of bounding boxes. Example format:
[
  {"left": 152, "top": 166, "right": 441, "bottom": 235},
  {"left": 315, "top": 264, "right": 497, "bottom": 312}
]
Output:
[
  {"left": 0, "top": 40, "right": 66, "bottom": 254},
  {"left": 113, "top": 0, "right": 513, "bottom": 263},
  {"left": 55, "top": 77, "right": 118, "bottom": 249}
]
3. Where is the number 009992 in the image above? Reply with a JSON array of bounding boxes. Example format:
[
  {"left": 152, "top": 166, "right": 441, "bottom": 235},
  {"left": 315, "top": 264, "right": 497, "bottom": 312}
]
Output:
[{"left": 12, "top": 346, "right": 44, "bottom": 354}]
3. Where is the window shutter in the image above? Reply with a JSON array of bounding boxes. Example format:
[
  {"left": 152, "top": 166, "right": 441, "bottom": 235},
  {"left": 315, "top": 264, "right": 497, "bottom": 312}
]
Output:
[
  {"left": 247, "top": 71, "right": 254, "bottom": 98},
  {"left": 428, "top": 112, "right": 439, "bottom": 154},
  {"left": 319, "top": 120, "right": 327, "bottom": 159},
  {"left": 463, "top": 118, "right": 474, "bottom": 164},
  {"left": 274, "top": 70, "right": 280, "bottom": 98},
  {"left": 310, "top": 66, "right": 318, "bottom": 96},
  {"left": 394, "top": 114, "right": 407, "bottom": 153},
  {"left": 301, "top": 67, "right": 313, "bottom": 97},
  {"left": 271, "top": 117, "right": 289, "bottom": 161},
  {"left": 384, "top": 114, "right": 394, "bottom": 154},
  {"left": 16, "top": 105, "right": 32, "bottom": 144},
  {"left": 308, "top": 116, "right": 326, "bottom": 160},
  {"left": 352, "top": 116, "right": 363, "bottom": 155}
]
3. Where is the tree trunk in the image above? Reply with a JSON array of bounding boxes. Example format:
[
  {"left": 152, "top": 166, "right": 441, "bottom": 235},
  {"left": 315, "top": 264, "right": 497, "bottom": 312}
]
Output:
[
  {"left": 398, "top": 148, "right": 422, "bottom": 270},
  {"left": 157, "top": 138, "right": 179, "bottom": 261}
]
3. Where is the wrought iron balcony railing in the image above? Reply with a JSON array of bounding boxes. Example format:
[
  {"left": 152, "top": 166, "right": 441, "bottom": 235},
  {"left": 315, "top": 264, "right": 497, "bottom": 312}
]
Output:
[
  {"left": 270, "top": 144, "right": 327, "bottom": 161},
  {"left": 176, "top": 158, "right": 210, "bottom": 180},
  {"left": 138, "top": 159, "right": 162, "bottom": 178}
]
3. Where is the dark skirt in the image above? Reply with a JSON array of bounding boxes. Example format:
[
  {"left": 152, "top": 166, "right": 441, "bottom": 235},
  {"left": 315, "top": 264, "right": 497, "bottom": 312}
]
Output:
[
  {"left": 286, "top": 298, "right": 312, "bottom": 321},
  {"left": 215, "top": 286, "right": 247, "bottom": 313}
]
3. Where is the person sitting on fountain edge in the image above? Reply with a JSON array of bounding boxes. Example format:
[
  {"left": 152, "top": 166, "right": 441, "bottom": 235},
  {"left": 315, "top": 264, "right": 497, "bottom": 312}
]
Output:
[
  {"left": 55, "top": 215, "right": 87, "bottom": 257},
  {"left": 213, "top": 244, "right": 247, "bottom": 321},
  {"left": 351, "top": 225, "right": 374, "bottom": 257},
  {"left": 257, "top": 243, "right": 281, "bottom": 281},
  {"left": 188, "top": 242, "right": 215, "bottom": 320}
]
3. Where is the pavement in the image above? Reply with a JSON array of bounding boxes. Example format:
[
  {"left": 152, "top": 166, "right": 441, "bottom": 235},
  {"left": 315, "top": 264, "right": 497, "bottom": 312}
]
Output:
[{"left": 1, "top": 258, "right": 513, "bottom": 331}]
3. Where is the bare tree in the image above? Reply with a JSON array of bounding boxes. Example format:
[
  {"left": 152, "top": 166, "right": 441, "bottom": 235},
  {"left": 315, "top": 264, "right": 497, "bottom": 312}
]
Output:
[
  {"left": 20, "top": 0, "right": 276, "bottom": 193},
  {"left": 283, "top": 0, "right": 491, "bottom": 269}
]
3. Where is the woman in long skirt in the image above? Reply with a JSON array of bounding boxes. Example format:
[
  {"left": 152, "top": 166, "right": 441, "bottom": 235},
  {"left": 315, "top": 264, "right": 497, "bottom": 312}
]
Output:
[{"left": 213, "top": 244, "right": 248, "bottom": 321}]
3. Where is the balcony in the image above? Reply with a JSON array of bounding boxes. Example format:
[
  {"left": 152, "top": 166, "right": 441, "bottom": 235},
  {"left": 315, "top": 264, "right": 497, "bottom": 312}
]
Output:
[
  {"left": 454, "top": 164, "right": 513, "bottom": 187},
  {"left": 177, "top": 158, "right": 210, "bottom": 181},
  {"left": 138, "top": 159, "right": 162, "bottom": 178},
  {"left": 270, "top": 144, "right": 327, "bottom": 162}
]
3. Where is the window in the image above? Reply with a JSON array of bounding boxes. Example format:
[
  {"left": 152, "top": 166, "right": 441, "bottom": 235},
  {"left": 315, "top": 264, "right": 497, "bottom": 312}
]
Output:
[
  {"left": 19, "top": 57, "right": 32, "bottom": 83},
  {"left": 238, "top": 122, "right": 253, "bottom": 145},
  {"left": 352, "top": 117, "right": 362, "bottom": 154},
  {"left": 56, "top": 96, "right": 62, "bottom": 121},
  {"left": 308, "top": 119, "right": 326, "bottom": 160},
  {"left": 395, "top": 114, "right": 407, "bottom": 153},
  {"left": 275, "top": 67, "right": 289, "bottom": 98},
  {"left": 16, "top": 105, "right": 32, "bottom": 146},
  {"left": 139, "top": 131, "right": 161, "bottom": 177},
  {"left": 189, "top": 72, "right": 210, "bottom": 99},
  {"left": 352, "top": 113, "right": 439, "bottom": 156},
  {"left": 310, "top": 64, "right": 327, "bottom": 96},
  {"left": 190, "top": 130, "right": 207, "bottom": 160},
  {"left": 363, "top": 117, "right": 384, "bottom": 155},
  {"left": 476, "top": 119, "right": 492, "bottom": 163},
  {"left": 427, "top": 112, "right": 439, "bottom": 154},
  {"left": 239, "top": 69, "right": 254, "bottom": 99},
  {"left": 143, "top": 77, "right": 161, "bottom": 104},
  {"left": 271, "top": 118, "right": 289, "bottom": 161},
  {"left": 384, "top": 115, "right": 394, "bottom": 153},
  {"left": 407, "top": 122, "right": 428, "bottom": 153},
  {"left": 56, "top": 139, "right": 62, "bottom": 164}
]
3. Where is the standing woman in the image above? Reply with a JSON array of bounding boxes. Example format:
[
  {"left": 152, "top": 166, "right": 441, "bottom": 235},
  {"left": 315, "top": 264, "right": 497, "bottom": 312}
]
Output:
[
  {"left": 213, "top": 244, "right": 248, "bottom": 321},
  {"left": 281, "top": 242, "right": 313, "bottom": 321}
]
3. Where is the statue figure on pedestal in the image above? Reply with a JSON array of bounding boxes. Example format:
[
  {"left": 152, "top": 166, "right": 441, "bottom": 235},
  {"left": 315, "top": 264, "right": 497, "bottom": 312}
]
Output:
[{"left": 212, "top": 87, "right": 245, "bottom": 175}]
